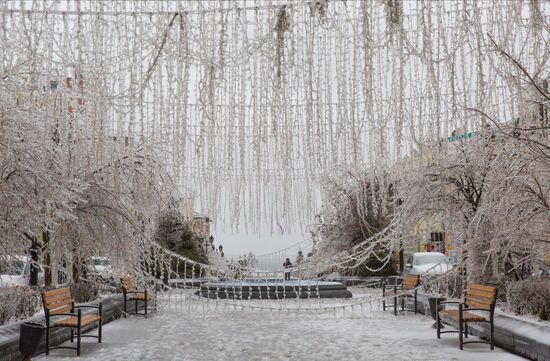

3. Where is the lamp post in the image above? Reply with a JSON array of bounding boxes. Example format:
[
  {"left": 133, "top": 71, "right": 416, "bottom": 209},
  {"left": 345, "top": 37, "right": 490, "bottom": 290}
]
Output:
[{"left": 209, "top": 235, "right": 214, "bottom": 252}]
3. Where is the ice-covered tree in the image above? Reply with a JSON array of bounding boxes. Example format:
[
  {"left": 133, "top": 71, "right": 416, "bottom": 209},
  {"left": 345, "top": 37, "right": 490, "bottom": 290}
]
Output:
[
  {"left": 314, "top": 169, "right": 395, "bottom": 257},
  {"left": 0, "top": 104, "right": 84, "bottom": 264}
]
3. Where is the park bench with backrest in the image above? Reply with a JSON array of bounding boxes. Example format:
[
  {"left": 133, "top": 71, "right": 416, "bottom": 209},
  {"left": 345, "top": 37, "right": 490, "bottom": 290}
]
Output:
[
  {"left": 382, "top": 274, "right": 420, "bottom": 316},
  {"left": 121, "top": 275, "right": 155, "bottom": 317},
  {"left": 436, "top": 283, "right": 498, "bottom": 350},
  {"left": 41, "top": 287, "right": 102, "bottom": 356}
]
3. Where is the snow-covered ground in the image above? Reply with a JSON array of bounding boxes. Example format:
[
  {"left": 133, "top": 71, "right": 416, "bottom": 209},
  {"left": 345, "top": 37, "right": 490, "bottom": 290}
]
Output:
[{"left": 36, "top": 302, "right": 525, "bottom": 361}]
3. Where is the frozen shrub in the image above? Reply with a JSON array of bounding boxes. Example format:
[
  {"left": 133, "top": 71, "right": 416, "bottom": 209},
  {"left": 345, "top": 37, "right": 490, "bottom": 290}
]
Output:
[
  {"left": 507, "top": 279, "right": 550, "bottom": 320},
  {"left": 73, "top": 280, "right": 102, "bottom": 303},
  {"left": 0, "top": 286, "right": 41, "bottom": 325}
]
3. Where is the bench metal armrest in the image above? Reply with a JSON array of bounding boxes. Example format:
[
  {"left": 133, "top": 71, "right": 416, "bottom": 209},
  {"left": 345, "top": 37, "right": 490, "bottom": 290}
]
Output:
[
  {"left": 74, "top": 303, "right": 101, "bottom": 310},
  {"left": 48, "top": 312, "right": 78, "bottom": 318},
  {"left": 462, "top": 307, "right": 490, "bottom": 313},
  {"left": 124, "top": 290, "right": 147, "bottom": 294},
  {"left": 383, "top": 285, "right": 402, "bottom": 294},
  {"left": 438, "top": 300, "right": 463, "bottom": 306},
  {"left": 391, "top": 289, "right": 412, "bottom": 297},
  {"left": 383, "top": 277, "right": 403, "bottom": 285},
  {"left": 390, "top": 277, "right": 404, "bottom": 285},
  {"left": 400, "top": 287, "right": 415, "bottom": 292}
]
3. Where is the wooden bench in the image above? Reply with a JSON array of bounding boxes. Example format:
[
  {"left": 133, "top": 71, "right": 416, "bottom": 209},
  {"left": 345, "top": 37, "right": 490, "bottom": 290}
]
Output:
[
  {"left": 41, "top": 287, "right": 102, "bottom": 356},
  {"left": 121, "top": 276, "right": 155, "bottom": 317},
  {"left": 436, "top": 284, "right": 498, "bottom": 350},
  {"left": 382, "top": 274, "right": 420, "bottom": 316}
]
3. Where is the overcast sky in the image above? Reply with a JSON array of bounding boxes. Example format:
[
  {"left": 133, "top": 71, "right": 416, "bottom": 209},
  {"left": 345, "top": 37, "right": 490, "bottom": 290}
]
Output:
[{"left": 212, "top": 228, "right": 307, "bottom": 257}]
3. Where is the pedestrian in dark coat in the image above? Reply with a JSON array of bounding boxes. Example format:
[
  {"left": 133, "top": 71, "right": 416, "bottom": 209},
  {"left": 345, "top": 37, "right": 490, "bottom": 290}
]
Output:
[{"left": 283, "top": 258, "right": 293, "bottom": 281}]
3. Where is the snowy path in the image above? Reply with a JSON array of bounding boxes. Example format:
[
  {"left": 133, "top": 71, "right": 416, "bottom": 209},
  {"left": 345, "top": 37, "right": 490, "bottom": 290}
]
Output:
[{"left": 36, "top": 306, "right": 525, "bottom": 361}]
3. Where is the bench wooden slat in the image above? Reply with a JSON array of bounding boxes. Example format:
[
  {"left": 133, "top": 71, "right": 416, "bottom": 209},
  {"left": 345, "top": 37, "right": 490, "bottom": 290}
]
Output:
[
  {"left": 402, "top": 274, "right": 420, "bottom": 289},
  {"left": 467, "top": 292, "right": 495, "bottom": 300},
  {"left": 441, "top": 309, "right": 487, "bottom": 322},
  {"left": 49, "top": 304, "right": 72, "bottom": 315},
  {"left": 121, "top": 276, "right": 137, "bottom": 290},
  {"left": 54, "top": 314, "right": 100, "bottom": 328},
  {"left": 45, "top": 292, "right": 72, "bottom": 307},
  {"left": 44, "top": 289, "right": 72, "bottom": 311},
  {"left": 468, "top": 284, "right": 497, "bottom": 294},
  {"left": 466, "top": 301, "right": 493, "bottom": 310},
  {"left": 465, "top": 284, "right": 497, "bottom": 311},
  {"left": 43, "top": 287, "right": 71, "bottom": 298},
  {"left": 468, "top": 287, "right": 496, "bottom": 296},
  {"left": 46, "top": 298, "right": 73, "bottom": 311},
  {"left": 44, "top": 290, "right": 71, "bottom": 302},
  {"left": 466, "top": 294, "right": 494, "bottom": 304},
  {"left": 467, "top": 289, "right": 496, "bottom": 299},
  {"left": 466, "top": 298, "right": 493, "bottom": 308}
]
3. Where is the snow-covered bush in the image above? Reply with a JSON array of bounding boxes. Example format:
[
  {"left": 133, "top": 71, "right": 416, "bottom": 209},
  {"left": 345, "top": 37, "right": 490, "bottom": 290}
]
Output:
[
  {"left": 421, "top": 268, "right": 466, "bottom": 299},
  {"left": 0, "top": 287, "right": 41, "bottom": 325},
  {"left": 72, "top": 280, "right": 102, "bottom": 303},
  {"left": 507, "top": 279, "right": 550, "bottom": 320}
]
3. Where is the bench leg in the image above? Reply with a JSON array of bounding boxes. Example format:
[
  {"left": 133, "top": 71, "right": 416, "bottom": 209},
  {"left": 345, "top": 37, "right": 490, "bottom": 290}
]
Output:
[
  {"left": 436, "top": 309, "right": 441, "bottom": 339},
  {"left": 393, "top": 296, "right": 397, "bottom": 316},
  {"left": 382, "top": 283, "right": 386, "bottom": 311},
  {"left": 435, "top": 298, "right": 441, "bottom": 338},
  {"left": 98, "top": 303, "right": 103, "bottom": 343},
  {"left": 145, "top": 290, "right": 148, "bottom": 318},
  {"left": 45, "top": 326, "right": 50, "bottom": 355},
  {"left": 490, "top": 316, "right": 495, "bottom": 350},
  {"left": 70, "top": 328, "right": 74, "bottom": 342},
  {"left": 464, "top": 322, "right": 468, "bottom": 338},
  {"left": 77, "top": 310, "right": 82, "bottom": 356},
  {"left": 458, "top": 304, "right": 463, "bottom": 350},
  {"left": 77, "top": 327, "right": 81, "bottom": 356},
  {"left": 401, "top": 296, "right": 405, "bottom": 311},
  {"left": 123, "top": 291, "right": 127, "bottom": 318},
  {"left": 414, "top": 290, "right": 418, "bottom": 315}
]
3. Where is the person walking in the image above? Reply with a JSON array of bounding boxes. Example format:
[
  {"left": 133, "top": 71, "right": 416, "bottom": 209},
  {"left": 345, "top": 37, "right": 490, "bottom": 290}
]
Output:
[
  {"left": 283, "top": 258, "right": 293, "bottom": 281},
  {"left": 295, "top": 250, "right": 304, "bottom": 265}
]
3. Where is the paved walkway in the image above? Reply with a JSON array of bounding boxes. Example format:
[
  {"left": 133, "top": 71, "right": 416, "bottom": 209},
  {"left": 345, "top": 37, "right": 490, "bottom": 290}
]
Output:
[{"left": 36, "top": 306, "right": 525, "bottom": 361}]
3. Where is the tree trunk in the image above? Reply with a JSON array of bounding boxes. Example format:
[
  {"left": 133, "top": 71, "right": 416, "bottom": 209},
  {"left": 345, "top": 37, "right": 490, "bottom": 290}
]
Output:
[
  {"left": 72, "top": 248, "right": 80, "bottom": 285},
  {"left": 29, "top": 236, "right": 40, "bottom": 286},
  {"left": 42, "top": 230, "right": 52, "bottom": 286}
]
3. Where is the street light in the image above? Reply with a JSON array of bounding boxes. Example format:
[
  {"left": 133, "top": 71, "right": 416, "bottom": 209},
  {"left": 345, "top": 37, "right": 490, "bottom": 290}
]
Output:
[{"left": 207, "top": 235, "right": 215, "bottom": 253}]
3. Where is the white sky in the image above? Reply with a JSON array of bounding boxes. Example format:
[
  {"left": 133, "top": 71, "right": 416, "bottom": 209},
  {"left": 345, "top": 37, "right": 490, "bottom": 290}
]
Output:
[{"left": 212, "top": 229, "right": 304, "bottom": 257}]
